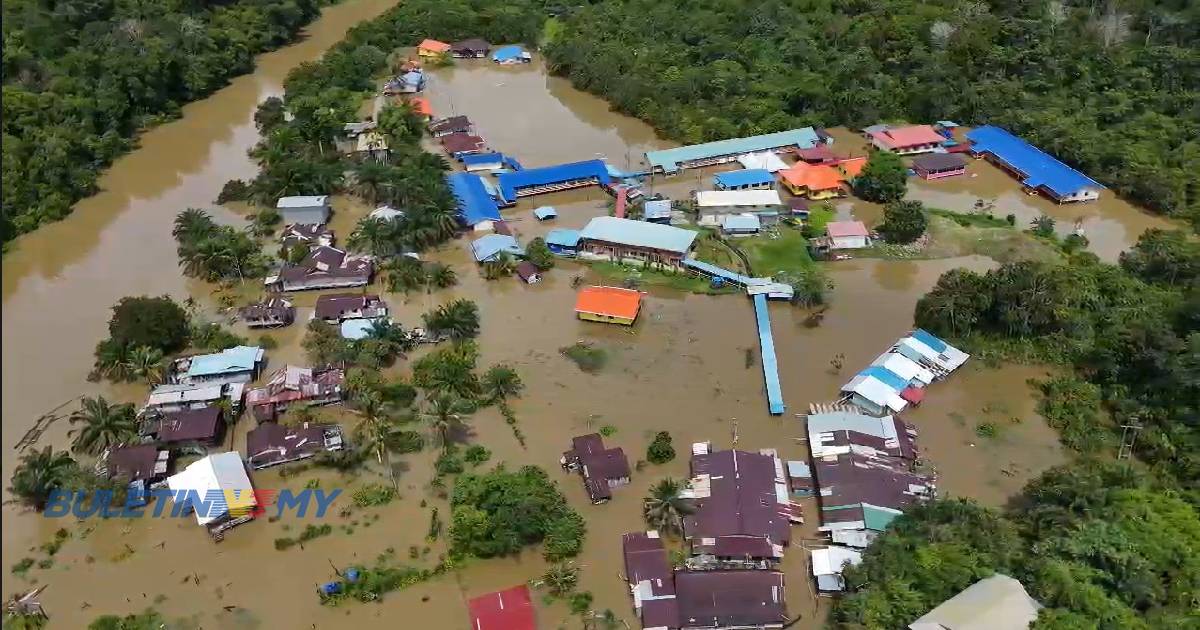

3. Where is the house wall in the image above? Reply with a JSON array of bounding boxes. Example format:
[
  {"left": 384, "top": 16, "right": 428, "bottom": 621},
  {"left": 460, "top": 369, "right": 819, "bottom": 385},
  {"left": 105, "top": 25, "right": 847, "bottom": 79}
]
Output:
[
  {"left": 578, "top": 311, "right": 635, "bottom": 326},
  {"left": 577, "top": 243, "right": 686, "bottom": 270},
  {"left": 830, "top": 235, "right": 869, "bottom": 250},
  {"left": 870, "top": 138, "right": 942, "bottom": 155},
  {"left": 1048, "top": 187, "right": 1101, "bottom": 203},
  {"left": 282, "top": 275, "right": 370, "bottom": 292},
  {"left": 916, "top": 165, "right": 966, "bottom": 180},
  {"left": 279, "top": 206, "right": 330, "bottom": 225}
]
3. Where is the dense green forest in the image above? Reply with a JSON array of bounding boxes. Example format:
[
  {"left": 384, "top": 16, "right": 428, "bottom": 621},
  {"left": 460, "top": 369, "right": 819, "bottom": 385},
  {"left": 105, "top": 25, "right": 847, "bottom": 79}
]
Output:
[
  {"left": 1, "top": 0, "right": 330, "bottom": 243},
  {"left": 544, "top": 0, "right": 1200, "bottom": 225}
]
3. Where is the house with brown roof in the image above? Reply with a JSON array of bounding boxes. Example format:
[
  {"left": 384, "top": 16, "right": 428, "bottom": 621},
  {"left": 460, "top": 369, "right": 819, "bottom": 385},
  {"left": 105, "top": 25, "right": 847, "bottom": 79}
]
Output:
[
  {"left": 675, "top": 570, "right": 787, "bottom": 630},
  {"left": 313, "top": 293, "right": 387, "bottom": 322},
  {"left": 561, "top": 434, "right": 631, "bottom": 504},
  {"left": 102, "top": 444, "right": 170, "bottom": 484},
  {"left": 441, "top": 132, "right": 486, "bottom": 156},
  {"left": 151, "top": 406, "right": 226, "bottom": 448},
  {"left": 428, "top": 115, "right": 472, "bottom": 137},
  {"left": 451, "top": 38, "right": 491, "bottom": 58},
  {"left": 246, "top": 422, "right": 344, "bottom": 469},
  {"left": 681, "top": 446, "right": 792, "bottom": 564},
  {"left": 245, "top": 365, "right": 345, "bottom": 423},
  {"left": 267, "top": 246, "right": 373, "bottom": 292},
  {"left": 238, "top": 297, "right": 295, "bottom": 329},
  {"left": 622, "top": 531, "right": 679, "bottom": 630},
  {"left": 515, "top": 261, "right": 542, "bottom": 284},
  {"left": 280, "top": 223, "right": 334, "bottom": 250},
  {"left": 912, "top": 153, "right": 967, "bottom": 180}
]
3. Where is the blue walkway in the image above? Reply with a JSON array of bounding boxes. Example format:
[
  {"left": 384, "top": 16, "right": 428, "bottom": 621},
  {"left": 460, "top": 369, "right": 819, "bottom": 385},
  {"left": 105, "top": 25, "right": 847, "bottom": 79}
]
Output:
[
  {"left": 681, "top": 258, "right": 757, "bottom": 287},
  {"left": 754, "top": 294, "right": 785, "bottom": 415}
]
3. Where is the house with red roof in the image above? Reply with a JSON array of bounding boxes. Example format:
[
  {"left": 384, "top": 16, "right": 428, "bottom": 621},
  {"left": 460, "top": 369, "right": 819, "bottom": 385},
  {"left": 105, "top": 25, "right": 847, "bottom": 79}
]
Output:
[
  {"left": 866, "top": 125, "right": 947, "bottom": 155},
  {"left": 468, "top": 585, "right": 536, "bottom": 630},
  {"left": 417, "top": 39, "right": 451, "bottom": 58},
  {"left": 825, "top": 221, "right": 871, "bottom": 250}
]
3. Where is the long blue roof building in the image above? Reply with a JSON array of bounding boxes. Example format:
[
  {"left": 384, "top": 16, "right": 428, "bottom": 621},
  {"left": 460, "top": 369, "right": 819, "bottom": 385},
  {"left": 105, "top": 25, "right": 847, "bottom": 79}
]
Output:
[
  {"left": 447, "top": 172, "right": 502, "bottom": 227},
  {"left": 495, "top": 159, "right": 611, "bottom": 203},
  {"left": 966, "top": 126, "right": 1104, "bottom": 203}
]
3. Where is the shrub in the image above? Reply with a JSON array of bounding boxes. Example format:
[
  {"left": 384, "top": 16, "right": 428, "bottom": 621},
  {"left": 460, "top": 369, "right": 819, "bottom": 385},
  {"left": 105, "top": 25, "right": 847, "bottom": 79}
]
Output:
[
  {"left": 352, "top": 483, "right": 397, "bottom": 508},
  {"left": 464, "top": 445, "right": 491, "bottom": 465},
  {"left": 646, "top": 431, "right": 676, "bottom": 464},
  {"left": 560, "top": 342, "right": 607, "bottom": 373}
]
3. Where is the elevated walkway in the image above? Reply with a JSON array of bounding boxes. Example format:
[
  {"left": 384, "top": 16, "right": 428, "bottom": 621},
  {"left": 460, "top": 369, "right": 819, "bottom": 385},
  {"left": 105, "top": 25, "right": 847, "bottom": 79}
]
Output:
[{"left": 754, "top": 294, "right": 786, "bottom": 415}]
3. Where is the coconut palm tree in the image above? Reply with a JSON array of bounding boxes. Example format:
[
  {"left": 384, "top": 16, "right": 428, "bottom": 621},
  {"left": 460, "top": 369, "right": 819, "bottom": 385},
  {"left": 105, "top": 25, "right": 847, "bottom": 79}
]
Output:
[
  {"left": 92, "top": 339, "right": 133, "bottom": 382},
  {"left": 642, "top": 478, "right": 693, "bottom": 536},
  {"left": 126, "top": 345, "right": 166, "bottom": 385},
  {"left": 541, "top": 563, "right": 580, "bottom": 597},
  {"left": 422, "top": 299, "right": 480, "bottom": 340},
  {"left": 353, "top": 162, "right": 393, "bottom": 205},
  {"left": 482, "top": 364, "right": 523, "bottom": 403},
  {"left": 425, "top": 262, "right": 457, "bottom": 290},
  {"left": 352, "top": 390, "right": 409, "bottom": 489},
  {"left": 68, "top": 396, "right": 138, "bottom": 456},
  {"left": 483, "top": 251, "right": 518, "bottom": 281},
  {"left": 8, "top": 447, "right": 77, "bottom": 510},
  {"left": 420, "top": 393, "right": 470, "bottom": 453}
]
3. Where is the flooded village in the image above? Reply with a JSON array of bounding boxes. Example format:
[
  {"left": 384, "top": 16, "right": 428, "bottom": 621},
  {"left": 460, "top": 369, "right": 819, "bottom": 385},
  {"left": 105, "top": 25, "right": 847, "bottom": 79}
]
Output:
[{"left": 0, "top": 4, "right": 1180, "bottom": 628}]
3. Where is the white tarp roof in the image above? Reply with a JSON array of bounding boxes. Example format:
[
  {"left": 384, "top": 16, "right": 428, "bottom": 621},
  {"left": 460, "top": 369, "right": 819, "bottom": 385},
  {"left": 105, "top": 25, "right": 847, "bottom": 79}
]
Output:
[
  {"left": 277, "top": 195, "right": 329, "bottom": 208},
  {"left": 896, "top": 336, "right": 970, "bottom": 373},
  {"left": 871, "top": 352, "right": 935, "bottom": 385},
  {"left": 843, "top": 374, "right": 908, "bottom": 413},
  {"left": 166, "top": 452, "right": 255, "bottom": 526},
  {"left": 737, "top": 152, "right": 789, "bottom": 173},
  {"left": 909, "top": 574, "right": 1042, "bottom": 630},
  {"left": 146, "top": 383, "right": 224, "bottom": 407},
  {"left": 811, "top": 547, "right": 862, "bottom": 591},
  {"left": 695, "top": 190, "right": 782, "bottom": 208}
]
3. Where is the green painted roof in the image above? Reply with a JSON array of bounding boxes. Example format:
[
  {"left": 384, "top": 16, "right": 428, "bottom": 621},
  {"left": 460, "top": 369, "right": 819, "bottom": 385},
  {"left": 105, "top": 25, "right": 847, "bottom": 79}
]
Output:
[
  {"left": 646, "top": 128, "right": 821, "bottom": 173},
  {"left": 862, "top": 503, "right": 904, "bottom": 531}
]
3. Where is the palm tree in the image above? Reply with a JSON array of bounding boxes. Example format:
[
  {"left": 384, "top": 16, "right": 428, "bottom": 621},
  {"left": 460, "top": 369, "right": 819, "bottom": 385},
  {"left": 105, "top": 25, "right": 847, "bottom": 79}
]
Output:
[
  {"left": 483, "top": 252, "right": 518, "bottom": 281},
  {"left": 348, "top": 217, "right": 397, "bottom": 257},
  {"left": 642, "top": 478, "right": 693, "bottom": 536},
  {"left": 1031, "top": 214, "right": 1056, "bottom": 237},
  {"left": 353, "top": 162, "right": 392, "bottom": 205},
  {"left": 424, "top": 262, "right": 457, "bottom": 290},
  {"left": 381, "top": 257, "right": 426, "bottom": 294},
  {"left": 69, "top": 396, "right": 138, "bottom": 456},
  {"left": 92, "top": 339, "right": 133, "bottom": 382},
  {"left": 366, "top": 319, "right": 416, "bottom": 356},
  {"left": 541, "top": 563, "right": 580, "bottom": 597},
  {"left": 126, "top": 345, "right": 166, "bottom": 385},
  {"left": 423, "top": 203, "right": 460, "bottom": 241},
  {"left": 420, "top": 393, "right": 470, "bottom": 453},
  {"left": 482, "top": 364, "right": 523, "bottom": 403},
  {"left": 422, "top": 299, "right": 480, "bottom": 340},
  {"left": 172, "top": 208, "right": 215, "bottom": 244},
  {"left": 352, "top": 390, "right": 407, "bottom": 489},
  {"left": 8, "top": 447, "right": 77, "bottom": 510}
]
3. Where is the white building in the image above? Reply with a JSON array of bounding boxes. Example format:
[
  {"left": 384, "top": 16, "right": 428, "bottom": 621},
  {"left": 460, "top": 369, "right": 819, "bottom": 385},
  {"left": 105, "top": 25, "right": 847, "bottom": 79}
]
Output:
[
  {"left": 825, "top": 221, "right": 870, "bottom": 250},
  {"left": 166, "top": 452, "right": 257, "bottom": 535},
  {"left": 276, "top": 195, "right": 331, "bottom": 225}
]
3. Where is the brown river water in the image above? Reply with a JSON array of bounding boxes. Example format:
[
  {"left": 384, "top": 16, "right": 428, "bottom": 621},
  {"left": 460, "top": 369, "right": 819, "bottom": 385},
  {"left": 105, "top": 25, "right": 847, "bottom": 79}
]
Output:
[{"left": 3, "top": 27, "right": 1170, "bottom": 629}]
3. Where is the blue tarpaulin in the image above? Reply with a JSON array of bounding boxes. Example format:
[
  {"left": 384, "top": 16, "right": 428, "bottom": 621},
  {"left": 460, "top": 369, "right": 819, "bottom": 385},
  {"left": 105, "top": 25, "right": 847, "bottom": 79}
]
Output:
[
  {"left": 754, "top": 294, "right": 785, "bottom": 415},
  {"left": 858, "top": 366, "right": 910, "bottom": 392},
  {"left": 912, "top": 328, "right": 948, "bottom": 352},
  {"left": 495, "top": 159, "right": 611, "bottom": 203},
  {"left": 447, "top": 172, "right": 502, "bottom": 226},
  {"left": 966, "top": 126, "right": 1104, "bottom": 198},
  {"left": 461, "top": 153, "right": 503, "bottom": 169}
]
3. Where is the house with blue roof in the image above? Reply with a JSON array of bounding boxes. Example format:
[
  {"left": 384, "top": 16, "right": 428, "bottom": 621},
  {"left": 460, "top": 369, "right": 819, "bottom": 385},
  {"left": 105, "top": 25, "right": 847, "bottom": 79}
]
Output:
[
  {"left": 714, "top": 169, "right": 775, "bottom": 191},
  {"left": 494, "top": 159, "right": 611, "bottom": 203},
  {"left": 179, "top": 346, "right": 265, "bottom": 386},
  {"left": 966, "top": 126, "right": 1104, "bottom": 203},
  {"left": 577, "top": 216, "right": 697, "bottom": 270},
  {"left": 533, "top": 206, "right": 557, "bottom": 221},
  {"left": 470, "top": 234, "right": 524, "bottom": 263},
  {"left": 447, "top": 172, "right": 502, "bottom": 231},
  {"left": 721, "top": 213, "right": 761, "bottom": 236},
  {"left": 461, "top": 153, "right": 505, "bottom": 172},
  {"left": 492, "top": 45, "right": 531, "bottom": 65},
  {"left": 545, "top": 229, "right": 581, "bottom": 256}
]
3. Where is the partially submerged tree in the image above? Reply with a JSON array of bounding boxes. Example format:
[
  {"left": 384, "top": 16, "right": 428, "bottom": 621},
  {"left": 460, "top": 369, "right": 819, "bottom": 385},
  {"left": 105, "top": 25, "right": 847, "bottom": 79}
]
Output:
[
  {"left": 68, "top": 396, "right": 138, "bottom": 456},
  {"left": 853, "top": 151, "right": 907, "bottom": 203},
  {"left": 642, "top": 478, "right": 692, "bottom": 536},
  {"left": 878, "top": 200, "right": 928, "bottom": 244},
  {"left": 8, "top": 447, "right": 77, "bottom": 511}
]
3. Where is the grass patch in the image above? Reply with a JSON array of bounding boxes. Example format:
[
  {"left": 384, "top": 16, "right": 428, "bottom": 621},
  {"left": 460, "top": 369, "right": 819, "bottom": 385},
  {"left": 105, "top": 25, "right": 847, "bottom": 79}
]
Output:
[
  {"left": 561, "top": 342, "right": 608, "bottom": 373},
  {"left": 352, "top": 484, "right": 397, "bottom": 508},
  {"left": 599, "top": 424, "right": 617, "bottom": 437},
  {"left": 692, "top": 230, "right": 747, "bottom": 271},
  {"left": 274, "top": 524, "right": 333, "bottom": 550},
  {"left": 928, "top": 207, "right": 1012, "bottom": 228},
  {"left": 736, "top": 225, "right": 815, "bottom": 277},
  {"left": 857, "top": 216, "right": 1062, "bottom": 264},
  {"left": 588, "top": 261, "right": 738, "bottom": 295}
]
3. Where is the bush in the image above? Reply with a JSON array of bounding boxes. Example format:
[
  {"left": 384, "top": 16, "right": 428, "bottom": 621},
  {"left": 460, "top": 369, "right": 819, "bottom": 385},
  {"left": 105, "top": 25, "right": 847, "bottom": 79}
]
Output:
[
  {"left": 258, "top": 334, "right": 279, "bottom": 350},
  {"left": 560, "top": 342, "right": 607, "bottom": 373},
  {"left": 450, "top": 466, "right": 585, "bottom": 561},
  {"left": 394, "top": 431, "right": 425, "bottom": 454},
  {"left": 106, "top": 296, "right": 190, "bottom": 353},
  {"left": 1037, "top": 376, "right": 1109, "bottom": 453},
  {"left": 216, "top": 179, "right": 253, "bottom": 204},
  {"left": 878, "top": 200, "right": 928, "bottom": 244},
  {"left": 526, "top": 237, "right": 555, "bottom": 270},
  {"left": 352, "top": 484, "right": 397, "bottom": 508},
  {"left": 464, "top": 445, "right": 491, "bottom": 465},
  {"left": 646, "top": 431, "right": 676, "bottom": 464},
  {"left": 853, "top": 151, "right": 907, "bottom": 203},
  {"left": 435, "top": 451, "right": 465, "bottom": 475}
]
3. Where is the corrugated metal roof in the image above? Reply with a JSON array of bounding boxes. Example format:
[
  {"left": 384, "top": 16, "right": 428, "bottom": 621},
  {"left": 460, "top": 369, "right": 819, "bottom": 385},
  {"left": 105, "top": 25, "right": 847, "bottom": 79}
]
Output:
[
  {"left": 909, "top": 574, "right": 1042, "bottom": 630},
  {"left": 862, "top": 503, "right": 903, "bottom": 531},
  {"left": 858, "top": 366, "right": 911, "bottom": 392},
  {"left": 579, "top": 216, "right": 696, "bottom": 254},
  {"left": 695, "top": 190, "right": 782, "bottom": 208},
  {"left": 643, "top": 199, "right": 672, "bottom": 219},
  {"left": 714, "top": 169, "right": 774, "bottom": 189},
  {"left": 491, "top": 45, "right": 528, "bottom": 61},
  {"left": 277, "top": 195, "right": 328, "bottom": 208},
  {"left": 447, "top": 172, "right": 501, "bottom": 226},
  {"left": 533, "top": 206, "right": 557, "bottom": 219},
  {"left": 470, "top": 234, "right": 523, "bottom": 262},
  {"left": 545, "top": 228, "right": 581, "bottom": 247},
  {"left": 843, "top": 374, "right": 908, "bottom": 413},
  {"left": 966, "top": 126, "right": 1103, "bottom": 197},
  {"left": 495, "top": 159, "right": 610, "bottom": 202},
  {"left": 166, "top": 452, "right": 254, "bottom": 526},
  {"left": 722, "top": 214, "right": 761, "bottom": 231},
  {"left": 646, "top": 128, "right": 820, "bottom": 173},
  {"left": 460, "top": 152, "right": 503, "bottom": 167},
  {"left": 186, "top": 346, "right": 263, "bottom": 378}
]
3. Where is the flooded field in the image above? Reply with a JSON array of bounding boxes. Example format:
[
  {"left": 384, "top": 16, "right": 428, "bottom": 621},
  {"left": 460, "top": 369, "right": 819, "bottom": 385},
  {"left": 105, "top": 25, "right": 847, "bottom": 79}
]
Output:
[{"left": 1, "top": 39, "right": 1161, "bottom": 630}]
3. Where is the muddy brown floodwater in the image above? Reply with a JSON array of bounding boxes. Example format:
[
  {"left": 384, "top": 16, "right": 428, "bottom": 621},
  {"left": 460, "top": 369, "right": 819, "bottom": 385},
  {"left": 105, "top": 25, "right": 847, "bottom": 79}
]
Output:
[{"left": 5, "top": 44, "right": 1169, "bottom": 630}]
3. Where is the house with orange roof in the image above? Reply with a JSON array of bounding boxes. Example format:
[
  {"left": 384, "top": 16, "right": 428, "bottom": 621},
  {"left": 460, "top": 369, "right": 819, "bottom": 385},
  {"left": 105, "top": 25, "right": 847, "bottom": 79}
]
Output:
[
  {"left": 838, "top": 156, "right": 868, "bottom": 180},
  {"left": 866, "top": 125, "right": 947, "bottom": 155},
  {"left": 575, "top": 286, "right": 643, "bottom": 326},
  {"left": 417, "top": 39, "right": 451, "bottom": 58},
  {"left": 778, "top": 162, "right": 846, "bottom": 199},
  {"left": 406, "top": 96, "right": 433, "bottom": 120}
]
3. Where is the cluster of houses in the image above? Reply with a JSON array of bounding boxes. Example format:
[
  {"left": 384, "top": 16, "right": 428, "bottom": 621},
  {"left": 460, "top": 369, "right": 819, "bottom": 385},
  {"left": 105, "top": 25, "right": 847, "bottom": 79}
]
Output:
[
  {"left": 417, "top": 38, "right": 532, "bottom": 64},
  {"left": 620, "top": 443, "right": 798, "bottom": 630},
  {"left": 796, "top": 329, "right": 970, "bottom": 592},
  {"left": 99, "top": 343, "right": 348, "bottom": 539},
  {"left": 263, "top": 197, "right": 377, "bottom": 293}
]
